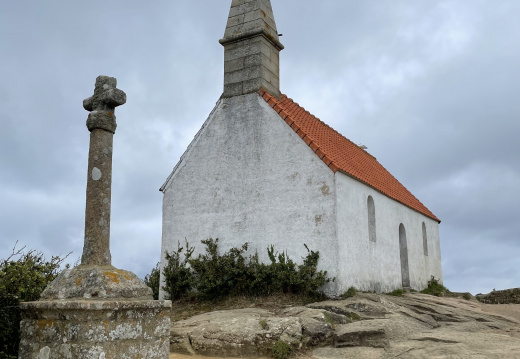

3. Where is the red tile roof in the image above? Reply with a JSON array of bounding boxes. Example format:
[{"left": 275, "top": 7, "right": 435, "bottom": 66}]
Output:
[{"left": 259, "top": 90, "right": 440, "bottom": 223}]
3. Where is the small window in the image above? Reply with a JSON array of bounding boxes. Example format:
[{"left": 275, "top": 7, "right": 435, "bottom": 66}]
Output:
[
  {"left": 422, "top": 222, "right": 428, "bottom": 256},
  {"left": 367, "top": 196, "right": 376, "bottom": 242},
  {"left": 399, "top": 223, "right": 410, "bottom": 287}
]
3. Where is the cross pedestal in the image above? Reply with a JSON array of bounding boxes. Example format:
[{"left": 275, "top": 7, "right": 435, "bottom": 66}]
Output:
[{"left": 18, "top": 76, "right": 171, "bottom": 359}]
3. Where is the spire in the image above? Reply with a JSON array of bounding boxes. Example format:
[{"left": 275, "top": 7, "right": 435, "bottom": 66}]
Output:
[{"left": 220, "top": 0, "right": 284, "bottom": 98}]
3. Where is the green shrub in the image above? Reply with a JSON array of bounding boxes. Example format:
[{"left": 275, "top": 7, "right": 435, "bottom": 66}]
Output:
[
  {"left": 292, "top": 244, "right": 331, "bottom": 296},
  {"left": 420, "top": 277, "right": 449, "bottom": 297},
  {"left": 189, "top": 239, "right": 253, "bottom": 300},
  {"left": 0, "top": 292, "right": 19, "bottom": 359},
  {"left": 462, "top": 293, "right": 471, "bottom": 300},
  {"left": 0, "top": 244, "right": 68, "bottom": 358},
  {"left": 259, "top": 318, "right": 268, "bottom": 330},
  {"left": 162, "top": 240, "right": 195, "bottom": 300},
  {"left": 143, "top": 262, "right": 160, "bottom": 300},
  {"left": 251, "top": 244, "right": 330, "bottom": 297},
  {"left": 161, "top": 239, "right": 333, "bottom": 301},
  {"left": 271, "top": 340, "right": 292, "bottom": 359},
  {"left": 388, "top": 289, "right": 404, "bottom": 297},
  {"left": 340, "top": 286, "right": 357, "bottom": 299}
]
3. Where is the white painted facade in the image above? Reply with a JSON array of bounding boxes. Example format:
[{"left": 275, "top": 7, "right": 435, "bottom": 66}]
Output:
[
  {"left": 335, "top": 172, "right": 442, "bottom": 294},
  {"left": 159, "top": 93, "right": 442, "bottom": 299}
]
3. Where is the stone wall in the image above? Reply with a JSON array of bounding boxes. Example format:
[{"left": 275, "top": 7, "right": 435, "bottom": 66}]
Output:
[
  {"left": 220, "top": 0, "right": 283, "bottom": 98},
  {"left": 19, "top": 300, "right": 170, "bottom": 359},
  {"left": 223, "top": 36, "right": 281, "bottom": 98},
  {"left": 478, "top": 288, "right": 520, "bottom": 304}
]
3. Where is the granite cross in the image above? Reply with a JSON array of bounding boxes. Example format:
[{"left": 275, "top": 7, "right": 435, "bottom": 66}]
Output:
[{"left": 81, "top": 76, "right": 126, "bottom": 266}]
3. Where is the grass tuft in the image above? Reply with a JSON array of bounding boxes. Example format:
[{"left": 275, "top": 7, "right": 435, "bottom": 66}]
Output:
[
  {"left": 420, "top": 277, "right": 449, "bottom": 297},
  {"left": 388, "top": 289, "right": 404, "bottom": 297},
  {"left": 271, "top": 340, "right": 292, "bottom": 359}
]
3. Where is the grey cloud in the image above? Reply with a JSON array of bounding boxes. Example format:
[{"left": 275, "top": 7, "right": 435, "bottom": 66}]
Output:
[{"left": 1, "top": 0, "right": 518, "bottom": 293}]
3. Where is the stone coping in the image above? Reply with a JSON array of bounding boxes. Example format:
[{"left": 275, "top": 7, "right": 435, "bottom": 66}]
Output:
[
  {"left": 20, "top": 299, "right": 172, "bottom": 311},
  {"left": 219, "top": 28, "right": 284, "bottom": 50},
  {"left": 41, "top": 266, "right": 154, "bottom": 300}
]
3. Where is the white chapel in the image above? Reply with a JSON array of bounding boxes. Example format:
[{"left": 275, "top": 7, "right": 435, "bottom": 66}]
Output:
[{"left": 159, "top": 0, "right": 442, "bottom": 298}]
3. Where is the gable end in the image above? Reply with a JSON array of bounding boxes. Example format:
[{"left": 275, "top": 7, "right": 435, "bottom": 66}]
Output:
[{"left": 259, "top": 90, "right": 440, "bottom": 223}]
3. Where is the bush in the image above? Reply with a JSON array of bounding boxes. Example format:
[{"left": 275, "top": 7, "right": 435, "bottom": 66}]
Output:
[
  {"left": 160, "top": 238, "right": 332, "bottom": 301},
  {"left": 249, "top": 244, "right": 330, "bottom": 297},
  {"left": 271, "top": 340, "right": 292, "bottom": 359},
  {"left": 162, "top": 240, "right": 195, "bottom": 300},
  {"left": 420, "top": 277, "right": 449, "bottom": 297},
  {"left": 0, "top": 244, "right": 68, "bottom": 358},
  {"left": 0, "top": 292, "right": 19, "bottom": 359},
  {"left": 189, "top": 239, "right": 253, "bottom": 300},
  {"left": 143, "top": 262, "right": 160, "bottom": 300}
]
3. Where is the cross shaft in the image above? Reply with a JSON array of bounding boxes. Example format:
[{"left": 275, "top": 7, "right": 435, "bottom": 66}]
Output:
[{"left": 81, "top": 76, "right": 126, "bottom": 266}]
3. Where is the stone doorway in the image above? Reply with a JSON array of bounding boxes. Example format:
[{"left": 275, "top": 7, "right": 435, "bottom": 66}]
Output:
[{"left": 399, "top": 223, "right": 410, "bottom": 287}]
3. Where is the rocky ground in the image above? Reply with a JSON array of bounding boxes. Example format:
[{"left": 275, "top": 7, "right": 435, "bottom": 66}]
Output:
[{"left": 169, "top": 292, "right": 520, "bottom": 359}]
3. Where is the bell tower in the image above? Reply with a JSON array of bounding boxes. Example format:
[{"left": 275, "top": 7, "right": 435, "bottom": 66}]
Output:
[{"left": 220, "top": 0, "right": 284, "bottom": 98}]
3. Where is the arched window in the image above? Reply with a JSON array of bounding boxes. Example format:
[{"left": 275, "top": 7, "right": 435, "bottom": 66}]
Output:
[
  {"left": 367, "top": 196, "right": 376, "bottom": 242},
  {"left": 422, "top": 222, "right": 428, "bottom": 256},
  {"left": 399, "top": 224, "right": 410, "bottom": 287}
]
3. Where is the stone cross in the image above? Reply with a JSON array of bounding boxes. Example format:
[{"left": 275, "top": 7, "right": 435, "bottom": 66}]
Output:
[{"left": 81, "top": 76, "right": 126, "bottom": 266}]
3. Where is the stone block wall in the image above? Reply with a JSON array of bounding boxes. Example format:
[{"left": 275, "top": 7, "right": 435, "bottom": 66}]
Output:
[
  {"left": 19, "top": 300, "right": 171, "bottom": 358},
  {"left": 224, "top": 0, "right": 278, "bottom": 41},
  {"left": 223, "top": 36, "right": 280, "bottom": 98},
  {"left": 479, "top": 288, "right": 520, "bottom": 304}
]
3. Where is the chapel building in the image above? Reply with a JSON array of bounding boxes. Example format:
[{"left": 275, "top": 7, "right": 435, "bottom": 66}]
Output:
[{"left": 159, "top": 0, "right": 442, "bottom": 298}]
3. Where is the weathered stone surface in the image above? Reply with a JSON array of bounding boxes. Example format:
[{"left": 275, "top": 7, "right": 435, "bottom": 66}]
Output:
[
  {"left": 83, "top": 75, "right": 126, "bottom": 133},
  {"left": 19, "top": 300, "right": 171, "bottom": 359},
  {"left": 334, "top": 321, "right": 388, "bottom": 348},
  {"left": 171, "top": 293, "right": 520, "bottom": 358},
  {"left": 81, "top": 75, "right": 126, "bottom": 267},
  {"left": 312, "top": 346, "right": 385, "bottom": 359},
  {"left": 307, "top": 296, "right": 390, "bottom": 321},
  {"left": 220, "top": 0, "right": 283, "bottom": 98},
  {"left": 299, "top": 318, "right": 333, "bottom": 346},
  {"left": 282, "top": 306, "right": 347, "bottom": 324},
  {"left": 281, "top": 307, "right": 338, "bottom": 345},
  {"left": 82, "top": 128, "right": 114, "bottom": 267},
  {"left": 170, "top": 308, "right": 302, "bottom": 357},
  {"left": 41, "top": 266, "right": 152, "bottom": 300},
  {"left": 220, "top": 0, "right": 282, "bottom": 50}
]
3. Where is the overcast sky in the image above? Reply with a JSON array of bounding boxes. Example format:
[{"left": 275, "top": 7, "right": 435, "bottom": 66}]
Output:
[{"left": 1, "top": 0, "right": 518, "bottom": 295}]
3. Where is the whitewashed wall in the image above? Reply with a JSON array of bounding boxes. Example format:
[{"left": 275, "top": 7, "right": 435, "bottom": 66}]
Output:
[
  {"left": 160, "top": 92, "right": 443, "bottom": 299},
  {"left": 160, "top": 93, "right": 339, "bottom": 299},
  {"left": 335, "top": 172, "right": 443, "bottom": 293}
]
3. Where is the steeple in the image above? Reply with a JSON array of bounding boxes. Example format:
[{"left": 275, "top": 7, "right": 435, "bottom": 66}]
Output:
[{"left": 220, "top": 0, "right": 284, "bottom": 98}]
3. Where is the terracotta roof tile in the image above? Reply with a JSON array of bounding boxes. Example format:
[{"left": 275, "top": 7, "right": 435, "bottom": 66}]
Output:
[{"left": 260, "top": 91, "right": 440, "bottom": 223}]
